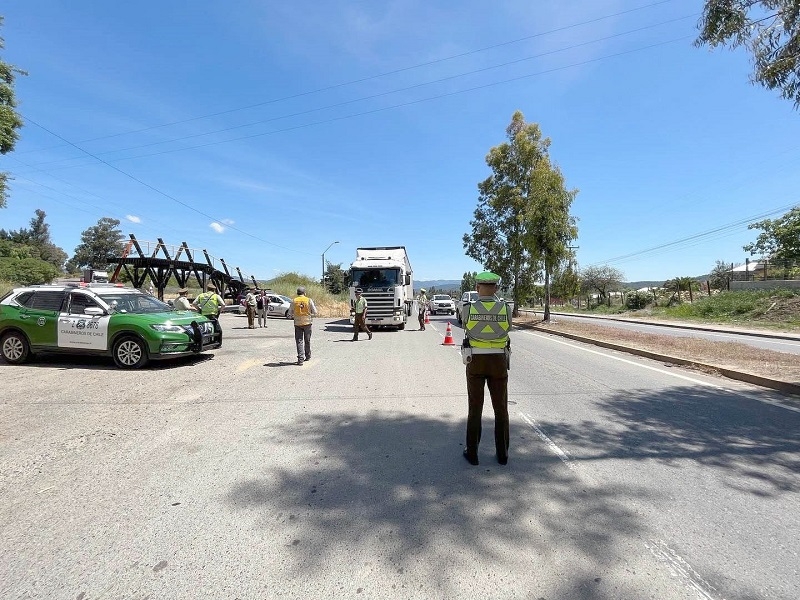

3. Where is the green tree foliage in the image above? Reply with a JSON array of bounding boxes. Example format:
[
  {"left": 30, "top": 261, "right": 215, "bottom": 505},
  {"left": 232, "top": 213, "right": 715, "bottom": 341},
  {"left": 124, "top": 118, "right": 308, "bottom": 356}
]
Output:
[
  {"left": 464, "top": 111, "right": 578, "bottom": 318},
  {"left": 323, "top": 261, "right": 346, "bottom": 295},
  {"left": 580, "top": 265, "right": 624, "bottom": 304},
  {"left": 0, "top": 240, "right": 60, "bottom": 284},
  {"left": 71, "top": 217, "right": 125, "bottom": 269},
  {"left": 550, "top": 263, "right": 580, "bottom": 304},
  {"left": 0, "top": 209, "right": 67, "bottom": 271},
  {"left": 460, "top": 271, "right": 477, "bottom": 293},
  {"left": 0, "top": 17, "right": 25, "bottom": 209},
  {"left": 743, "top": 205, "right": 800, "bottom": 259},
  {"left": 709, "top": 259, "right": 734, "bottom": 291},
  {"left": 524, "top": 155, "right": 578, "bottom": 320},
  {"left": 696, "top": 1, "right": 800, "bottom": 107}
]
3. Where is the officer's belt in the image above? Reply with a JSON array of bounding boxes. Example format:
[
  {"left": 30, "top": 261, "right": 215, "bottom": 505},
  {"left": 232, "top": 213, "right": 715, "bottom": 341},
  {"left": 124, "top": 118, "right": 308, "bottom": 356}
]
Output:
[{"left": 469, "top": 347, "right": 505, "bottom": 354}]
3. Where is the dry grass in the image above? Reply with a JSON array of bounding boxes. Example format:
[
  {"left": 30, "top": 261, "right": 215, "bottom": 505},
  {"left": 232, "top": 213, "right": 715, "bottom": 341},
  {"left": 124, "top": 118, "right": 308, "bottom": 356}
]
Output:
[{"left": 514, "top": 312, "right": 800, "bottom": 384}]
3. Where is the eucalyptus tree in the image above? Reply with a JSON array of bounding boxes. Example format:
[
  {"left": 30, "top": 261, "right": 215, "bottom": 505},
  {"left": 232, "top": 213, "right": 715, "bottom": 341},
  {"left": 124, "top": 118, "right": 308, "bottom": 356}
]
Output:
[
  {"left": 696, "top": 1, "right": 800, "bottom": 107},
  {"left": 523, "top": 155, "right": 578, "bottom": 320},
  {"left": 0, "top": 16, "right": 26, "bottom": 208},
  {"left": 463, "top": 111, "right": 578, "bottom": 318}
]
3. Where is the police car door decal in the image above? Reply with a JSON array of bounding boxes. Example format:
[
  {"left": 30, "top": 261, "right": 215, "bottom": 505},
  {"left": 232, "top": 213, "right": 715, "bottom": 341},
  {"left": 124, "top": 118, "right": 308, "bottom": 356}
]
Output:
[{"left": 57, "top": 295, "right": 111, "bottom": 350}]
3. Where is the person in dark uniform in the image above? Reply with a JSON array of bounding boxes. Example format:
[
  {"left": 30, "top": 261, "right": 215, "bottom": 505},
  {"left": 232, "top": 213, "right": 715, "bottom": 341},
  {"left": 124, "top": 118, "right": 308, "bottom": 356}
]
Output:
[{"left": 461, "top": 271, "right": 511, "bottom": 466}]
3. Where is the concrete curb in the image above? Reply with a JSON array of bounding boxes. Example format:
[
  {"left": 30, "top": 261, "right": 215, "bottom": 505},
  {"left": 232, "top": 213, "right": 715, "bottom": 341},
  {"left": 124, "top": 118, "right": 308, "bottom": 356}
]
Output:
[
  {"left": 522, "top": 310, "right": 800, "bottom": 342},
  {"left": 514, "top": 321, "right": 800, "bottom": 398}
]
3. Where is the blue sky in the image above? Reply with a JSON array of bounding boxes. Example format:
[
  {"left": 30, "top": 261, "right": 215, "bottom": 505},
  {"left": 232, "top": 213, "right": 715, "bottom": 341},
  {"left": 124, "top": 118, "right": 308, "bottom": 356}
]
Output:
[{"left": 2, "top": 0, "right": 798, "bottom": 284}]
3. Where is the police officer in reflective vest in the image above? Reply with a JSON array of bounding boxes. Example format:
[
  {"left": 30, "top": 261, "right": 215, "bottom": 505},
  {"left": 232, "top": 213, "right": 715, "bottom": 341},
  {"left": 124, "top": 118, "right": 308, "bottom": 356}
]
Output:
[
  {"left": 461, "top": 271, "right": 511, "bottom": 466},
  {"left": 192, "top": 282, "right": 225, "bottom": 341}
]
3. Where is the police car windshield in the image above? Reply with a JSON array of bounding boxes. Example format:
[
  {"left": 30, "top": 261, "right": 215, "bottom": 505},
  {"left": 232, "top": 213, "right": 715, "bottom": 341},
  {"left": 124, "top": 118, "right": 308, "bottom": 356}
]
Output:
[{"left": 97, "top": 292, "right": 171, "bottom": 314}]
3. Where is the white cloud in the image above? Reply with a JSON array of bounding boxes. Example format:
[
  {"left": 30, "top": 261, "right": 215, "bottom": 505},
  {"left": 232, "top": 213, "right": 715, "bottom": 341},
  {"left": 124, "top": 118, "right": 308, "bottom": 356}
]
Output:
[
  {"left": 125, "top": 215, "right": 141, "bottom": 223},
  {"left": 210, "top": 222, "right": 226, "bottom": 233},
  {"left": 221, "top": 218, "right": 235, "bottom": 225}
]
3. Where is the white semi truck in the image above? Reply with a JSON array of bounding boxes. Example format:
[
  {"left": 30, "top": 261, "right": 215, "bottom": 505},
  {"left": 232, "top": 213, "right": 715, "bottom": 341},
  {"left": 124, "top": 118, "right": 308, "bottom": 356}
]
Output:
[{"left": 348, "top": 246, "right": 413, "bottom": 330}]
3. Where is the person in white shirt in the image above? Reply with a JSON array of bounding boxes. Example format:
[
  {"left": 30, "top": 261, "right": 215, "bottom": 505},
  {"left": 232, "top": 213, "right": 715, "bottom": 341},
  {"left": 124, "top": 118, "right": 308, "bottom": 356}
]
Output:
[{"left": 173, "top": 288, "right": 194, "bottom": 311}]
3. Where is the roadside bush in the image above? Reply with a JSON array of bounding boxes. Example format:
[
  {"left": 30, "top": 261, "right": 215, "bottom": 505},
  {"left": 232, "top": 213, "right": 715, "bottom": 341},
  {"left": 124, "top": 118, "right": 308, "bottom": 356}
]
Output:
[
  {"left": 0, "top": 257, "right": 60, "bottom": 285},
  {"left": 625, "top": 290, "right": 651, "bottom": 310}
]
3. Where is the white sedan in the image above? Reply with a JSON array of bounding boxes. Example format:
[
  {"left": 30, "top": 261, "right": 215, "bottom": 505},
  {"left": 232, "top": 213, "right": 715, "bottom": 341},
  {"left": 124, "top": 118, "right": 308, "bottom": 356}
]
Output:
[{"left": 266, "top": 294, "right": 293, "bottom": 318}]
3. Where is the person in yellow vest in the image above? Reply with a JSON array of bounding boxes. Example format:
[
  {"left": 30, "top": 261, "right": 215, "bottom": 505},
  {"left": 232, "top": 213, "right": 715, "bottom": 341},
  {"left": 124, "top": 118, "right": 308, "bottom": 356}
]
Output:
[
  {"left": 289, "top": 286, "right": 317, "bottom": 365},
  {"left": 461, "top": 271, "right": 511, "bottom": 466},
  {"left": 192, "top": 282, "right": 225, "bottom": 341}
]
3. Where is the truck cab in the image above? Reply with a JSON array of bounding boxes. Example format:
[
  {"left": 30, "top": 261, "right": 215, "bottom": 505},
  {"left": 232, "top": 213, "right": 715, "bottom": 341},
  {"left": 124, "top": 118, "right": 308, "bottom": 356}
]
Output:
[{"left": 348, "top": 247, "right": 413, "bottom": 330}]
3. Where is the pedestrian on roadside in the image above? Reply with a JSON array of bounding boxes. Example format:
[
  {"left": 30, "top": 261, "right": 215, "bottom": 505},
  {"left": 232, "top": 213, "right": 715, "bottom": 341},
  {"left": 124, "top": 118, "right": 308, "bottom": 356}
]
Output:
[
  {"left": 256, "top": 289, "right": 268, "bottom": 328},
  {"left": 245, "top": 287, "right": 257, "bottom": 329},
  {"left": 289, "top": 286, "right": 317, "bottom": 365},
  {"left": 193, "top": 282, "right": 225, "bottom": 341},
  {"left": 417, "top": 287, "right": 429, "bottom": 331},
  {"left": 461, "top": 271, "right": 511, "bottom": 467},
  {"left": 352, "top": 288, "right": 372, "bottom": 341},
  {"left": 173, "top": 288, "right": 195, "bottom": 312}
]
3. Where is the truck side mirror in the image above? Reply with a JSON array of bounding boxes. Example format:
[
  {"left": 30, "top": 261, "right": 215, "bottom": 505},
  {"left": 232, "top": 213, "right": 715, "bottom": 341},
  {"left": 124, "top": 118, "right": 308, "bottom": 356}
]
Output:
[{"left": 405, "top": 275, "right": 411, "bottom": 285}]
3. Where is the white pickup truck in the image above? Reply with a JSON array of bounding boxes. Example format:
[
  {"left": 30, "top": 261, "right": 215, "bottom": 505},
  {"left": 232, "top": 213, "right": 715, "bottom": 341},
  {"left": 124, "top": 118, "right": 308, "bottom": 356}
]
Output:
[{"left": 428, "top": 294, "right": 456, "bottom": 315}]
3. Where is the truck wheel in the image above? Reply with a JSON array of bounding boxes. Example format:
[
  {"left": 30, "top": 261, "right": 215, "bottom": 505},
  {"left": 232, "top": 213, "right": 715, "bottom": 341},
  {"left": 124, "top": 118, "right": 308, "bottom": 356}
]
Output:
[
  {"left": 1, "top": 331, "right": 31, "bottom": 364},
  {"left": 398, "top": 323, "right": 405, "bottom": 331},
  {"left": 112, "top": 335, "right": 149, "bottom": 369}
]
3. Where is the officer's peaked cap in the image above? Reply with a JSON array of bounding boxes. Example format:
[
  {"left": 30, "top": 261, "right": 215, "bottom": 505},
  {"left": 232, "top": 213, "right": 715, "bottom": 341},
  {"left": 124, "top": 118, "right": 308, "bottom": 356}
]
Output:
[{"left": 476, "top": 271, "right": 501, "bottom": 284}]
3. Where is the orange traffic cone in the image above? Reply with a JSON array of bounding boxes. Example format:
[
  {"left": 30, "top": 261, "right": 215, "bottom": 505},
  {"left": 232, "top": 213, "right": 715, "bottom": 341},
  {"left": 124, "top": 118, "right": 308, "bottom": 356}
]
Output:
[
  {"left": 424, "top": 310, "right": 430, "bottom": 324},
  {"left": 442, "top": 322, "right": 455, "bottom": 345}
]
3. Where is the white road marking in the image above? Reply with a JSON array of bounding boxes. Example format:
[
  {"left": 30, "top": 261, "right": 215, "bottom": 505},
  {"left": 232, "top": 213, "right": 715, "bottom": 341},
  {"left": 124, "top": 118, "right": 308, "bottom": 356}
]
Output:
[
  {"left": 645, "top": 539, "right": 720, "bottom": 600},
  {"left": 520, "top": 330, "right": 800, "bottom": 414},
  {"left": 519, "top": 412, "right": 597, "bottom": 486},
  {"left": 521, "top": 413, "right": 723, "bottom": 599}
]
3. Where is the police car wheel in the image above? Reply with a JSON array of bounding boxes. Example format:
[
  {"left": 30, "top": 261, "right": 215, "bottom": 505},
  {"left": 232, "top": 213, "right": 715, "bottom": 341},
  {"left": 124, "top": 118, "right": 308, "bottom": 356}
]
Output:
[
  {"left": 113, "top": 335, "right": 149, "bottom": 369},
  {"left": 1, "top": 331, "right": 31, "bottom": 364}
]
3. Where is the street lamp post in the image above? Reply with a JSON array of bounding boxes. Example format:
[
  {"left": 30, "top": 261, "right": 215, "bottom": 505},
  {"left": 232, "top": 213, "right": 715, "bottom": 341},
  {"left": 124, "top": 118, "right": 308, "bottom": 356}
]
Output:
[{"left": 322, "top": 241, "right": 339, "bottom": 290}]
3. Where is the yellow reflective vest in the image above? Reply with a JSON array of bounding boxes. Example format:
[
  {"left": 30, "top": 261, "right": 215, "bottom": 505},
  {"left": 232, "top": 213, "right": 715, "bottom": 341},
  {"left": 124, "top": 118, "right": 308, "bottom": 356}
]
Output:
[
  {"left": 292, "top": 295, "right": 313, "bottom": 326},
  {"left": 465, "top": 298, "right": 510, "bottom": 351},
  {"left": 195, "top": 291, "right": 223, "bottom": 316}
]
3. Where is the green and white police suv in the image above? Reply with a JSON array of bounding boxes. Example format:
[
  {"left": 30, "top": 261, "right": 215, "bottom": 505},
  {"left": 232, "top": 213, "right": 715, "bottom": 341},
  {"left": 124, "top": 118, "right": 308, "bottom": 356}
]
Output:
[{"left": 0, "top": 283, "right": 222, "bottom": 368}]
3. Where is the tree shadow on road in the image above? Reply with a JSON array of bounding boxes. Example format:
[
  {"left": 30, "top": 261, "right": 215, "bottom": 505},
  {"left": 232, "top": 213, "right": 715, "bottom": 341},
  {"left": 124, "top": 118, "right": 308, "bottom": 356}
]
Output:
[
  {"left": 540, "top": 385, "right": 800, "bottom": 497},
  {"left": 224, "top": 411, "right": 671, "bottom": 598}
]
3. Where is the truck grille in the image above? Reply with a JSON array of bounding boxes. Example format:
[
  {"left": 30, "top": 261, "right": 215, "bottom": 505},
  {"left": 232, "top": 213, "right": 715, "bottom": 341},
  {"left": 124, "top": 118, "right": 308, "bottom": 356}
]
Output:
[{"left": 363, "top": 291, "right": 396, "bottom": 318}]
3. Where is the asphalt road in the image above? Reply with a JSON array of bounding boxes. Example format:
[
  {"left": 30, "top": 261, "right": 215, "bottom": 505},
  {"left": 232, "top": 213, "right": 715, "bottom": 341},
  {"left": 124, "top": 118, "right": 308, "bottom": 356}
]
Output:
[
  {"left": 537, "top": 311, "right": 800, "bottom": 355},
  {"left": 1, "top": 312, "right": 798, "bottom": 599}
]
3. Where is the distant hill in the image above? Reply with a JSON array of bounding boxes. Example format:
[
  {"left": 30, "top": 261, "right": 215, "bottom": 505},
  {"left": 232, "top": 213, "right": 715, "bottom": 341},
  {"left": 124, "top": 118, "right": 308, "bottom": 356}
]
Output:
[
  {"left": 416, "top": 278, "right": 713, "bottom": 292},
  {"left": 416, "top": 280, "right": 461, "bottom": 290}
]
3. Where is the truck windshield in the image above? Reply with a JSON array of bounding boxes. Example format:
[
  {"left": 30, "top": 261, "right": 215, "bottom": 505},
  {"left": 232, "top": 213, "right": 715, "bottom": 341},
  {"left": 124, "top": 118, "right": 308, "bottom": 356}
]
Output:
[{"left": 351, "top": 269, "right": 400, "bottom": 286}]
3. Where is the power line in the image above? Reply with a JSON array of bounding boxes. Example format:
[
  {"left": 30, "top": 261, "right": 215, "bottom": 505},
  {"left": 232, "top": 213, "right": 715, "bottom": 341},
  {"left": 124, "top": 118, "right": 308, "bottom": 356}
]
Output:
[
  {"left": 18, "top": 35, "right": 693, "bottom": 175},
  {"left": 587, "top": 202, "right": 799, "bottom": 267},
  {"left": 22, "top": 117, "right": 315, "bottom": 256},
  {"left": 26, "top": 13, "right": 696, "bottom": 168},
  {"left": 17, "top": 0, "right": 679, "bottom": 155}
]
